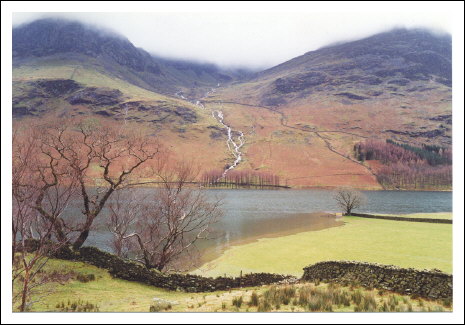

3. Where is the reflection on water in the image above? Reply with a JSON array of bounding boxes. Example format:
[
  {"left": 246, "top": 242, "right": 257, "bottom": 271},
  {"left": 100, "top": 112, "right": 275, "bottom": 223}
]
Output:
[
  {"left": 196, "top": 212, "right": 344, "bottom": 266},
  {"left": 84, "top": 189, "right": 452, "bottom": 262}
]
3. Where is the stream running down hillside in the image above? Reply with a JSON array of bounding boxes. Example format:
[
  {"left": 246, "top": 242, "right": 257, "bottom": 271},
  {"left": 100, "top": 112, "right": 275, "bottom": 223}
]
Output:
[{"left": 176, "top": 87, "right": 245, "bottom": 178}]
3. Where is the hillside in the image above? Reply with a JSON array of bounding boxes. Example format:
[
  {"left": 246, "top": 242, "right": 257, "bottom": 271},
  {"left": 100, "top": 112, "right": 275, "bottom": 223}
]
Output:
[
  {"left": 219, "top": 29, "right": 451, "bottom": 107},
  {"left": 13, "top": 18, "right": 247, "bottom": 96},
  {"left": 12, "top": 21, "right": 452, "bottom": 189},
  {"left": 203, "top": 29, "right": 452, "bottom": 188}
]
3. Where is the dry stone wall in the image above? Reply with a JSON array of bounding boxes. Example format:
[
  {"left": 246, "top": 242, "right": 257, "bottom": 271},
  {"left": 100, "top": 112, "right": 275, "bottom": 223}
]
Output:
[
  {"left": 302, "top": 261, "right": 452, "bottom": 299},
  {"left": 53, "top": 246, "right": 296, "bottom": 292},
  {"left": 350, "top": 213, "right": 452, "bottom": 224}
]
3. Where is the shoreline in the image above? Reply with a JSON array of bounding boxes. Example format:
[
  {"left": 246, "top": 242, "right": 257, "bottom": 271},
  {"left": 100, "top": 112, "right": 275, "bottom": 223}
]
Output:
[
  {"left": 192, "top": 212, "right": 345, "bottom": 272},
  {"left": 191, "top": 212, "right": 453, "bottom": 277},
  {"left": 87, "top": 181, "right": 452, "bottom": 192}
]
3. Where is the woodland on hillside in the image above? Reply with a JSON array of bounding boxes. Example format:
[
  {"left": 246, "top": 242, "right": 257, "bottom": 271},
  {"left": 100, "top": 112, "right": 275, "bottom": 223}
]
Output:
[{"left": 354, "top": 139, "right": 452, "bottom": 189}]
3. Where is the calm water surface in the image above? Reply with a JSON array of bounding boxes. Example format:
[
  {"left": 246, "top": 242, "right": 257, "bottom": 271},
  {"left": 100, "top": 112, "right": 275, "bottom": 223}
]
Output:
[{"left": 85, "top": 189, "right": 452, "bottom": 257}]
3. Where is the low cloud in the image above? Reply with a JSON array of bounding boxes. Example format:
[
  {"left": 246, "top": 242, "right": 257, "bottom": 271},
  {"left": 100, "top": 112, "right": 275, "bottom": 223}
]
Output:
[{"left": 12, "top": 11, "right": 452, "bottom": 69}]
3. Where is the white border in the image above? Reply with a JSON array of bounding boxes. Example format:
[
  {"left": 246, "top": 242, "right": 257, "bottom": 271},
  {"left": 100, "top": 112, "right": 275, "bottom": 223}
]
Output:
[{"left": 2, "top": 1, "right": 464, "bottom": 324}]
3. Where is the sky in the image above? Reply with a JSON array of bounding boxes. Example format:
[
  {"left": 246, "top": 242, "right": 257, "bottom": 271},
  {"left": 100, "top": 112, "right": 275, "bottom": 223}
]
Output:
[{"left": 11, "top": 3, "right": 455, "bottom": 69}]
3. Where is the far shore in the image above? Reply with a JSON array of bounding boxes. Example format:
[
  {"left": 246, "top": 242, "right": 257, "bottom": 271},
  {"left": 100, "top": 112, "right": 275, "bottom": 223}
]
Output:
[{"left": 88, "top": 181, "right": 453, "bottom": 192}]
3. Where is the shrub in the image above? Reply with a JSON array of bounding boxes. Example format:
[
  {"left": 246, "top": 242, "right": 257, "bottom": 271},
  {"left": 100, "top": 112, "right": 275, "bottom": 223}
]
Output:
[
  {"left": 257, "top": 300, "right": 272, "bottom": 312},
  {"left": 379, "top": 301, "right": 389, "bottom": 312},
  {"left": 307, "top": 296, "right": 323, "bottom": 312},
  {"left": 262, "top": 285, "right": 297, "bottom": 307},
  {"left": 232, "top": 296, "right": 243, "bottom": 308},
  {"left": 388, "top": 295, "right": 400, "bottom": 311},
  {"left": 351, "top": 289, "right": 363, "bottom": 305},
  {"left": 298, "top": 285, "right": 316, "bottom": 305},
  {"left": 361, "top": 293, "right": 377, "bottom": 312},
  {"left": 55, "top": 299, "right": 99, "bottom": 312},
  {"left": 248, "top": 291, "right": 259, "bottom": 307}
]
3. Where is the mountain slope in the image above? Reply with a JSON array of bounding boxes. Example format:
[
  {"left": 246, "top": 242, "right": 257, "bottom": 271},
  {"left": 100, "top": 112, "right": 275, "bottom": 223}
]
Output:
[
  {"left": 12, "top": 21, "right": 452, "bottom": 189},
  {"left": 12, "top": 19, "right": 242, "bottom": 178},
  {"left": 213, "top": 29, "right": 451, "bottom": 145},
  {"left": 203, "top": 29, "right": 452, "bottom": 188},
  {"left": 13, "top": 18, "right": 247, "bottom": 96},
  {"left": 219, "top": 28, "right": 451, "bottom": 105}
]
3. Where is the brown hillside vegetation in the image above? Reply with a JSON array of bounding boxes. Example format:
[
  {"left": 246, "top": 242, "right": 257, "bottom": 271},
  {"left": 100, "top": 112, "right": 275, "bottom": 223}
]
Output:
[{"left": 12, "top": 23, "right": 452, "bottom": 190}]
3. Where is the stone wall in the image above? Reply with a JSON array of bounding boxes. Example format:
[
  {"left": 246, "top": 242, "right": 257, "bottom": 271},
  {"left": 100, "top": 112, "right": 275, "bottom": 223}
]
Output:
[
  {"left": 53, "top": 246, "right": 296, "bottom": 292},
  {"left": 350, "top": 213, "right": 452, "bottom": 224},
  {"left": 302, "top": 261, "right": 452, "bottom": 299}
]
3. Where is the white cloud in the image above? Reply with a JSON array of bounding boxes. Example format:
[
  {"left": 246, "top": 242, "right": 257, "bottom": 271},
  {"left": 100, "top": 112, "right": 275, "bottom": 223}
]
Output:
[{"left": 11, "top": 6, "right": 454, "bottom": 69}]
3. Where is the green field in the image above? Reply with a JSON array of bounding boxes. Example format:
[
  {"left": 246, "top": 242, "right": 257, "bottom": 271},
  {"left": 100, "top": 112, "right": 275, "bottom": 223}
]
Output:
[
  {"left": 13, "top": 215, "right": 452, "bottom": 312},
  {"left": 376, "top": 212, "right": 452, "bottom": 220},
  {"left": 14, "top": 259, "right": 195, "bottom": 312},
  {"left": 192, "top": 216, "right": 452, "bottom": 277},
  {"left": 15, "top": 259, "right": 451, "bottom": 312}
]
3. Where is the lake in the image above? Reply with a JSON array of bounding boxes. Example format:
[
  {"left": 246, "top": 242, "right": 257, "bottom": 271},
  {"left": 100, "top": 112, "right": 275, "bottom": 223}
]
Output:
[{"left": 84, "top": 189, "right": 452, "bottom": 263}]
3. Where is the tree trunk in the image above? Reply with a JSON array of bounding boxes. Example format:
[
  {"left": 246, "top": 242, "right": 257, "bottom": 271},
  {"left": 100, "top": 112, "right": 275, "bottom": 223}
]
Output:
[
  {"left": 72, "top": 213, "right": 96, "bottom": 250},
  {"left": 72, "top": 229, "right": 89, "bottom": 250},
  {"left": 53, "top": 218, "right": 68, "bottom": 243},
  {"left": 20, "top": 269, "right": 30, "bottom": 312}
]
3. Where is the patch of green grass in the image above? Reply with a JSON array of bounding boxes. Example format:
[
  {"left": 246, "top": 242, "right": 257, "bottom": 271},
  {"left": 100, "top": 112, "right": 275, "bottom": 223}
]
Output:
[
  {"left": 193, "top": 216, "right": 452, "bottom": 277},
  {"left": 376, "top": 212, "right": 452, "bottom": 220},
  {"left": 14, "top": 259, "right": 451, "bottom": 312},
  {"left": 20, "top": 259, "right": 197, "bottom": 312}
]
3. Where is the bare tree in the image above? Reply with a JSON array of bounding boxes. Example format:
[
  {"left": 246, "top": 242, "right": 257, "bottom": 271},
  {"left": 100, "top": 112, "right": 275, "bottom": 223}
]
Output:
[
  {"left": 333, "top": 187, "right": 366, "bottom": 215},
  {"left": 113, "top": 160, "right": 222, "bottom": 271},
  {"left": 12, "top": 117, "right": 161, "bottom": 310},
  {"left": 31, "top": 117, "right": 161, "bottom": 249},
  {"left": 12, "top": 127, "right": 77, "bottom": 311},
  {"left": 106, "top": 188, "right": 144, "bottom": 258}
]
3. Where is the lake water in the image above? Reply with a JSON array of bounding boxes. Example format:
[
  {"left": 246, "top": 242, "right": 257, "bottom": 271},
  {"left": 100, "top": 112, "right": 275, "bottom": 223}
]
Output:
[{"left": 84, "top": 189, "right": 452, "bottom": 262}]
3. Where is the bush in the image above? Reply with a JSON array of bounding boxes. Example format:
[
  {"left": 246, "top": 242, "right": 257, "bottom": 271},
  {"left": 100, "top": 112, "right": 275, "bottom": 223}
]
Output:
[
  {"left": 262, "top": 285, "right": 297, "bottom": 307},
  {"left": 379, "top": 301, "right": 389, "bottom": 312},
  {"left": 55, "top": 299, "right": 99, "bottom": 312},
  {"left": 232, "top": 296, "right": 243, "bottom": 308},
  {"left": 248, "top": 291, "right": 259, "bottom": 307},
  {"left": 358, "top": 292, "right": 377, "bottom": 312},
  {"left": 257, "top": 300, "right": 272, "bottom": 312},
  {"left": 307, "top": 296, "right": 323, "bottom": 311},
  {"left": 351, "top": 289, "right": 363, "bottom": 305},
  {"left": 388, "top": 295, "right": 400, "bottom": 311}
]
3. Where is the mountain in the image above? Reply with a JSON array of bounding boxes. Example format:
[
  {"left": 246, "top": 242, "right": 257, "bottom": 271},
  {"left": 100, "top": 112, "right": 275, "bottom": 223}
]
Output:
[
  {"left": 213, "top": 28, "right": 451, "bottom": 144},
  {"left": 12, "top": 21, "right": 452, "bottom": 189},
  {"left": 216, "top": 28, "right": 451, "bottom": 105},
  {"left": 203, "top": 29, "right": 452, "bottom": 188},
  {"left": 13, "top": 18, "right": 248, "bottom": 95}
]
